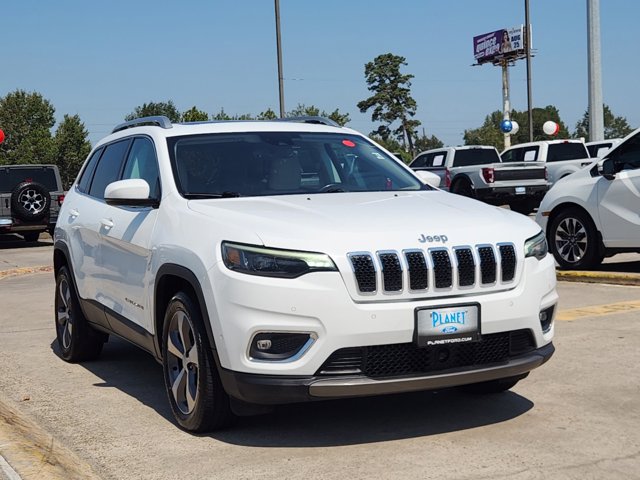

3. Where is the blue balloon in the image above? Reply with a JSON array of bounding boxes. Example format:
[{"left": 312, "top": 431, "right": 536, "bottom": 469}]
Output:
[{"left": 500, "top": 119, "right": 513, "bottom": 133}]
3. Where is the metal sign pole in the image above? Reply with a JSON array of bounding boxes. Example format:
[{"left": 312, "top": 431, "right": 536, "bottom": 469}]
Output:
[{"left": 502, "top": 60, "right": 511, "bottom": 149}]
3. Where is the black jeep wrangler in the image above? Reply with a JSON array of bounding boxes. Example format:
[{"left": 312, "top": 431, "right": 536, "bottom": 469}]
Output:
[{"left": 0, "top": 164, "right": 64, "bottom": 242}]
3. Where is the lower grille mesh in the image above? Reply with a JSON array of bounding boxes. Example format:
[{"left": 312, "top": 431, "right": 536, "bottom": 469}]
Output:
[{"left": 317, "top": 330, "right": 535, "bottom": 377}]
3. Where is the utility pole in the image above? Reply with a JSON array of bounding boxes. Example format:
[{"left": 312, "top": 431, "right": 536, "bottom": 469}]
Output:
[
  {"left": 502, "top": 60, "right": 512, "bottom": 149},
  {"left": 587, "top": 0, "right": 604, "bottom": 141},
  {"left": 274, "top": 0, "right": 285, "bottom": 118},
  {"left": 525, "top": 0, "right": 534, "bottom": 142}
]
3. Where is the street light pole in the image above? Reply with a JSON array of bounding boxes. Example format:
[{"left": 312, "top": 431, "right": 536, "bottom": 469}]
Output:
[
  {"left": 587, "top": 0, "right": 604, "bottom": 141},
  {"left": 274, "top": 0, "right": 285, "bottom": 118},
  {"left": 525, "top": 0, "right": 534, "bottom": 142}
]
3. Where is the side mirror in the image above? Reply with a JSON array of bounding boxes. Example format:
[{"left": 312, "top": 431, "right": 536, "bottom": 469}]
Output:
[
  {"left": 104, "top": 179, "right": 159, "bottom": 208},
  {"left": 597, "top": 158, "right": 616, "bottom": 180},
  {"left": 414, "top": 170, "right": 441, "bottom": 188}
]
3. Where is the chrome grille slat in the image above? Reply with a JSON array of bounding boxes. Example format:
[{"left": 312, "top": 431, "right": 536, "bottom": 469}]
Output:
[
  {"left": 405, "top": 250, "right": 429, "bottom": 291},
  {"left": 454, "top": 247, "right": 475, "bottom": 287},
  {"left": 499, "top": 244, "right": 516, "bottom": 282},
  {"left": 378, "top": 252, "right": 403, "bottom": 292},
  {"left": 430, "top": 249, "right": 452, "bottom": 289},
  {"left": 348, "top": 253, "right": 377, "bottom": 293},
  {"left": 477, "top": 245, "right": 497, "bottom": 284}
]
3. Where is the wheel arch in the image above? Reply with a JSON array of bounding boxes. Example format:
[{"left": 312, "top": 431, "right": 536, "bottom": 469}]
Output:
[{"left": 154, "top": 264, "right": 218, "bottom": 362}]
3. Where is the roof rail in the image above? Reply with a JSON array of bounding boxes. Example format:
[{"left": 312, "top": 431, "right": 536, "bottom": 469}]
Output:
[
  {"left": 112, "top": 116, "right": 173, "bottom": 133},
  {"left": 275, "top": 116, "right": 340, "bottom": 127}
]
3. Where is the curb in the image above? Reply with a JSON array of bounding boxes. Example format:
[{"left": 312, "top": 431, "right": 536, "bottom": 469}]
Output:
[
  {"left": 557, "top": 270, "right": 640, "bottom": 286},
  {"left": 0, "top": 266, "right": 53, "bottom": 281}
]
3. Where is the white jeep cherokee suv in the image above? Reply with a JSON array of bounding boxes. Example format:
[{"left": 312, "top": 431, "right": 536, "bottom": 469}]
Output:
[{"left": 53, "top": 116, "right": 557, "bottom": 432}]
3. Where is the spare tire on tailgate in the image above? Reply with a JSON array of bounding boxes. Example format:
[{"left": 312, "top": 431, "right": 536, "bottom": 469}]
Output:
[{"left": 11, "top": 181, "right": 51, "bottom": 221}]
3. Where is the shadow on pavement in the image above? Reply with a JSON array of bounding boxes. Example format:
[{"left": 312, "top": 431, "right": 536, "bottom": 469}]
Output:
[
  {"left": 0, "top": 233, "right": 53, "bottom": 249},
  {"left": 53, "top": 337, "right": 534, "bottom": 447},
  {"left": 592, "top": 260, "right": 640, "bottom": 274}
]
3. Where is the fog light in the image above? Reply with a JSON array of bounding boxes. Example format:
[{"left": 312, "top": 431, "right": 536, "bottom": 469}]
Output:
[
  {"left": 249, "top": 332, "right": 315, "bottom": 361},
  {"left": 540, "top": 305, "right": 555, "bottom": 333}
]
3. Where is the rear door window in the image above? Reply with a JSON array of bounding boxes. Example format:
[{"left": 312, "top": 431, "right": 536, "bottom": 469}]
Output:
[
  {"left": 452, "top": 149, "right": 500, "bottom": 166},
  {"left": 547, "top": 143, "right": 589, "bottom": 162},
  {"left": 77, "top": 148, "right": 104, "bottom": 194}
]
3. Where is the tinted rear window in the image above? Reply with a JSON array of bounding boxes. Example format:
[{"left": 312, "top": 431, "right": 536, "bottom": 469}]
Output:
[
  {"left": 547, "top": 143, "right": 589, "bottom": 162},
  {"left": 453, "top": 149, "right": 500, "bottom": 166},
  {"left": 0, "top": 167, "right": 59, "bottom": 193}
]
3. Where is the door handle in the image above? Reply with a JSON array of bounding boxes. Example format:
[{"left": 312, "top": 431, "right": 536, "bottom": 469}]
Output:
[
  {"left": 100, "top": 218, "right": 114, "bottom": 229},
  {"left": 69, "top": 208, "right": 79, "bottom": 218}
]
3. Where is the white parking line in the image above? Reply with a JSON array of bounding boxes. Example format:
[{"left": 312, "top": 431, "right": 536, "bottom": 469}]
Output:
[{"left": 0, "top": 454, "right": 21, "bottom": 480}]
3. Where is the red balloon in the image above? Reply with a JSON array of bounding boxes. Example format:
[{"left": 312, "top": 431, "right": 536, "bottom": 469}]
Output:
[{"left": 0, "top": 130, "right": 4, "bottom": 144}]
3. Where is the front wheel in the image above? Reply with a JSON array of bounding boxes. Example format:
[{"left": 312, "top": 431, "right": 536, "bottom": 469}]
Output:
[
  {"left": 162, "top": 292, "right": 235, "bottom": 432},
  {"left": 548, "top": 208, "right": 603, "bottom": 270},
  {"left": 55, "top": 266, "right": 105, "bottom": 362},
  {"left": 450, "top": 179, "right": 474, "bottom": 198}
]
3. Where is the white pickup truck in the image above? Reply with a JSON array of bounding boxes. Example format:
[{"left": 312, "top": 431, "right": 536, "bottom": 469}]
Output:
[
  {"left": 501, "top": 139, "right": 592, "bottom": 185},
  {"left": 409, "top": 145, "right": 549, "bottom": 215}
]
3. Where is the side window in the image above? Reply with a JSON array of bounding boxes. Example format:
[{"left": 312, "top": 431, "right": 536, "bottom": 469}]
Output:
[
  {"left": 610, "top": 134, "right": 640, "bottom": 172},
  {"left": 523, "top": 147, "right": 538, "bottom": 161},
  {"left": 122, "top": 137, "right": 161, "bottom": 199},
  {"left": 501, "top": 149, "right": 518, "bottom": 162},
  {"left": 411, "top": 154, "right": 427, "bottom": 168},
  {"left": 88, "top": 140, "right": 131, "bottom": 199},
  {"left": 77, "top": 148, "right": 103, "bottom": 193}
]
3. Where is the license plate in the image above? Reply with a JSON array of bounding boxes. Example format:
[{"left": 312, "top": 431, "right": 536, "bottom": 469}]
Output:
[
  {"left": 515, "top": 186, "right": 526, "bottom": 195},
  {"left": 415, "top": 304, "right": 480, "bottom": 347}
]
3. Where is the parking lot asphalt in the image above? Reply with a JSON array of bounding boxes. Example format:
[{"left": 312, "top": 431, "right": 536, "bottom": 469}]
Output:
[{"left": 0, "top": 238, "right": 640, "bottom": 479}]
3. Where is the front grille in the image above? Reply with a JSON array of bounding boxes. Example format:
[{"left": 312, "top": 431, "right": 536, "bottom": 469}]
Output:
[
  {"left": 499, "top": 244, "right": 516, "bottom": 282},
  {"left": 455, "top": 248, "right": 475, "bottom": 287},
  {"left": 349, "top": 254, "right": 376, "bottom": 293},
  {"left": 378, "top": 252, "right": 402, "bottom": 292},
  {"left": 431, "top": 249, "right": 453, "bottom": 288},
  {"left": 317, "top": 330, "right": 535, "bottom": 377},
  {"left": 348, "top": 243, "right": 517, "bottom": 295}
]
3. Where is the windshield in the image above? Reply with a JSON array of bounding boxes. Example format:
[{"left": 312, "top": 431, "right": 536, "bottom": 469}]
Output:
[
  {"left": 167, "top": 132, "right": 424, "bottom": 197},
  {"left": 453, "top": 148, "right": 500, "bottom": 166}
]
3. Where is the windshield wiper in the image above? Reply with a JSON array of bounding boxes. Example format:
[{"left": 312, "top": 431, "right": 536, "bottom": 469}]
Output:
[{"left": 183, "top": 191, "right": 241, "bottom": 199}]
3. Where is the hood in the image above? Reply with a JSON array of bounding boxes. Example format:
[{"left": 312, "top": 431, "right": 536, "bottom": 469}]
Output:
[{"left": 188, "top": 191, "right": 541, "bottom": 254}]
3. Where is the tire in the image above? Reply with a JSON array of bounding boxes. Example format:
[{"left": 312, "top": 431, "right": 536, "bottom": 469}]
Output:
[
  {"left": 22, "top": 231, "right": 40, "bottom": 242},
  {"left": 162, "top": 292, "right": 235, "bottom": 432},
  {"left": 450, "top": 179, "right": 475, "bottom": 198},
  {"left": 11, "top": 182, "right": 51, "bottom": 222},
  {"left": 55, "top": 266, "right": 105, "bottom": 362},
  {"left": 509, "top": 199, "right": 537, "bottom": 216},
  {"left": 460, "top": 374, "right": 526, "bottom": 394},
  {"left": 548, "top": 208, "right": 603, "bottom": 270}
]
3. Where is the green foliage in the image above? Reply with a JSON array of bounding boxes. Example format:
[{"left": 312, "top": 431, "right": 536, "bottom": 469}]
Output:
[
  {"left": 54, "top": 114, "right": 92, "bottom": 188},
  {"left": 211, "top": 108, "right": 255, "bottom": 121},
  {"left": 573, "top": 104, "right": 634, "bottom": 140},
  {"left": 358, "top": 53, "right": 421, "bottom": 152},
  {"left": 414, "top": 131, "right": 444, "bottom": 152},
  {"left": 125, "top": 101, "right": 181, "bottom": 122},
  {"left": 181, "top": 106, "right": 209, "bottom": 122},
  {"left": 257, "top": 108, "right": 278, "bottom": 120},
  {"left": 464, "top": 106, "right": 570, "bottom": 150},
  {"left": 0, "top": 90, "right": 56, "bottom": 165},
  {"left": 287, "top": 104, "right": 350, "bottom": 126}
]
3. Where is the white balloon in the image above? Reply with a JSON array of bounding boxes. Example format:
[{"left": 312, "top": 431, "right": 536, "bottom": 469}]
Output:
[
  {"left": 510, "top": 121, "right": 519, "bottom": 135},
  {"left": 543, "top": 121, "right": 559, "bottom": 136}
]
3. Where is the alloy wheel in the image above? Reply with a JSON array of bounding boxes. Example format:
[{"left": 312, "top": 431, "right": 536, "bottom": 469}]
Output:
[
  {"left": 166, "top": 310, "right": 199, "bottom": 415},
  {"left": 56, "top": 277, "right": 74, "bottom": 350},
  {"left": 19, "top": 189, "right": 46, "bottom": 214},
  {"left": 554, "top": 217, "right": 587, "bottom": 264}
]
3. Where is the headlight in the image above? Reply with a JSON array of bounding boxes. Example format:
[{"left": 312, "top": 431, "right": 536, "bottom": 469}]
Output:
[
  {"left": 524, "top": 231, "right": 548, "bottom": 260},
  {"left": 221, "top": 242, "right": 337, "bottom": 278}
]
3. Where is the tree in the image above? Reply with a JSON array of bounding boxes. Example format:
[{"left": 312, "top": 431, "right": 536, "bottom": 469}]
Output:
[
  {"left": 357, "top": 53, "right": 421, "bottom": 153},
  {"left": 573, "top": 104, "right": 634, "bottom": 140},
  {"left": 287, "top": 103, "right": 350, "bottom": 126},
  {"left": 125, "top": 101, "right": 181, "bottom": 122},
  {"left": 414, "top": 130, "right": 444, "bottom": 153},
  {"left": 0, "top": 89, "right": 56, "bottom": 165},
  {"left": 257, "top": 108, "right": 278, "bottom": 120},
  {"left": 54, "top": 114, "right": 92, "bottom": 188},
  {"left": 464, "top": 106, "right": 570, "bottom": 150},
  {"left": 181, "top": 106, "right": 209, "bottom": 122}
]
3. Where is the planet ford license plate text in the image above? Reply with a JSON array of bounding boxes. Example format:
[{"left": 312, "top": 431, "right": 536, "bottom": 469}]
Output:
[{"left": 415, "top": 304, "right": 480, "bottom": 347}]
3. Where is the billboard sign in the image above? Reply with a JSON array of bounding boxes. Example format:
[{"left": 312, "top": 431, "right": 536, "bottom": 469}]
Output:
[{"left": 473, "top": 25, "right": 525, "bottom": 64}]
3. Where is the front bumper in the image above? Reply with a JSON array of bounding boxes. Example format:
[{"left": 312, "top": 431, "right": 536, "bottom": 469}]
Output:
[{"left": 219, "top": 342, "right": 555, "bottom": 404}]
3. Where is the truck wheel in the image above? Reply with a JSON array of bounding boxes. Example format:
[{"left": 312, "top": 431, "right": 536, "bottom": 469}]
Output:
[
  {"left": 23, "top": 231, "right": 40, "bottom": 242},
  {"left": 548, "top": 208, "right": 603, "bottom": 270},
  {"left": 509, "top": 200, "right": 537, "bottom": 216},
  {"left": 162, "top": 291, "right": 235, "bottom": 432},
  {"left": 450, "top": 179, "right": 474, "bottom": 198},
  {"left": 55, "top": 266, "right": 106, "bottom": 362}
]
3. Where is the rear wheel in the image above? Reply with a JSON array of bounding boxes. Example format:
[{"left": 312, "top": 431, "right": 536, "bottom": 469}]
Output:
[
  {"left": 450, "top": 179, "right": 474, "bottom": 198},
  {"left": 22, "top": 231, "right": 40, "bottom": 242},
  {"left": 548, "top": 208, "right": 603, "bottom": 269},
  {"left": 55, "top": 266, "right": 105, "bottom": 362},
  {"left": 162, "top": 291, "right": 235, "bottom": 432}
]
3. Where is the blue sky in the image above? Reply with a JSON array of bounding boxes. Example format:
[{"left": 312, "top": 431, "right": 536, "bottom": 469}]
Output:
[{"left": 3, "top": 1, "right": 636, "bottom": 146}]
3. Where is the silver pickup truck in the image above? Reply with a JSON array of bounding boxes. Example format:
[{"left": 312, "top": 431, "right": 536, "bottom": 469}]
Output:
[
  {"left": 501, "top": 139, "right": 593, "bottom": 185},
  {"left": 410, "top": 145, "right": 549, "bottom": 215}
]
